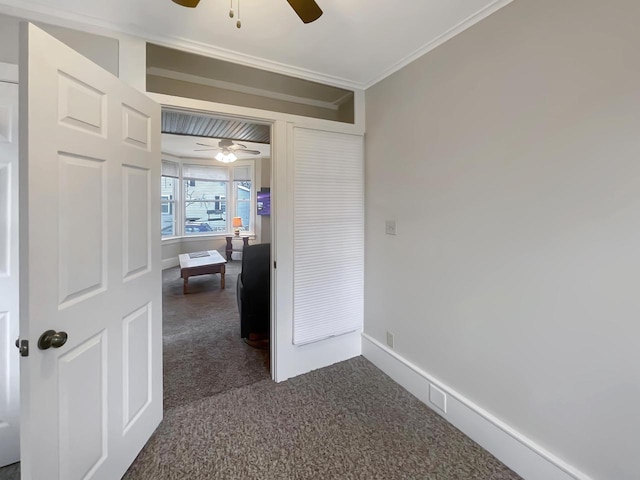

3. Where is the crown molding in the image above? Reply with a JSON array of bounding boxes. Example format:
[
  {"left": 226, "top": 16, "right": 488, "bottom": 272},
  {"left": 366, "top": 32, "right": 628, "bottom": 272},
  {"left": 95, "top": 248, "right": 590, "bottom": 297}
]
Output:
[
  {"left": 363, "top": 0, "right": 514, "bottom": 89},
  {"left": 0, "top": 0, "right": 513, "bottom": 92},
  {"left": 0, "top": 0, "right": 365, "bottom": 91}
]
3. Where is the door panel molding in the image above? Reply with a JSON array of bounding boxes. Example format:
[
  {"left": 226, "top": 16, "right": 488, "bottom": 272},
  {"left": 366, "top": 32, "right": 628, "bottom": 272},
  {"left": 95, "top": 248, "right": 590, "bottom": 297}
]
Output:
[{"left": 19, "top": 24, "right": 162, "bottom": 479}]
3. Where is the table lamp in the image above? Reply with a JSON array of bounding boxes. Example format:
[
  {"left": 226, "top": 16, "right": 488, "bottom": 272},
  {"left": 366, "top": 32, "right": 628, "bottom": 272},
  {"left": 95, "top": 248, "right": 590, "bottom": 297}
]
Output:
[{"left": 232, "top": 216, "right": 243, "bottom": 236}]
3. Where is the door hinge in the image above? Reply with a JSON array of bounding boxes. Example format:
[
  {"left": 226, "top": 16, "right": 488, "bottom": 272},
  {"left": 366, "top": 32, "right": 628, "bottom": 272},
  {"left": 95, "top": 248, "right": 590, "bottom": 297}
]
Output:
[
  {"left": 273, "top": 261, "right": 276, "bottom": 269},
  {"left": 15, "top": 338, "right": 29, "bottom": 357}
]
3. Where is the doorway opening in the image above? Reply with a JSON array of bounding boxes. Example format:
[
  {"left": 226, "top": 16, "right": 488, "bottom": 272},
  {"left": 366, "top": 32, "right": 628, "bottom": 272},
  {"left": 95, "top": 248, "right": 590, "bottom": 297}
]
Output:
[{"left": 158, "top": 108, "right": 273, "bottom": 411}]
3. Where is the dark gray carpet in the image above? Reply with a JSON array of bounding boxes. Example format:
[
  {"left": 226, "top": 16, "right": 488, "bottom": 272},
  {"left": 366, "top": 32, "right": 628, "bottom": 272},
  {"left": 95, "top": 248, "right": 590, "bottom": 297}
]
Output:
[
  {"left": 161, "top": 261, "right": 269, "bottom": 410},
  {"left": 124, "top": 357, "right": 521, "bottom": 480},
  {"left": 124, "top": 261, "right": 520, "bottom": 479}
]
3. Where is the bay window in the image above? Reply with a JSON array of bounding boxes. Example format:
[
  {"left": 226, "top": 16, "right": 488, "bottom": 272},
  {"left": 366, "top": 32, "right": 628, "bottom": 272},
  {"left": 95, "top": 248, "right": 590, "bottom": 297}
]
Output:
[
  {"left": 161, "top": 159, "right": 254, "bottom": 238},
  {"left": 182, "top": 164, "right": 229, "bottom": 235},
  {"left": 233, "top": 165, "right": 252, "bottom": 233}
]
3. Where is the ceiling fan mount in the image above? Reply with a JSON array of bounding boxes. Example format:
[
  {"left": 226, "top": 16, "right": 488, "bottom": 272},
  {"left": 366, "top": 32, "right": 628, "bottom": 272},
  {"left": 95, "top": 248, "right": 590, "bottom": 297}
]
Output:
[
  {"left": 194, "top": 138, "right": 260, "bottom": 155},
  {"left": 171, "top": 0, "right": 323, "bottom": 25}
]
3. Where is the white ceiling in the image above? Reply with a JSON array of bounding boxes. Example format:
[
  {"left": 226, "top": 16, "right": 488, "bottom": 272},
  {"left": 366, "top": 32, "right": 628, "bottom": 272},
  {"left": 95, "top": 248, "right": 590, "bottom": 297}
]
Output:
[
  {"left": 162, "top": 134, "right": 270, "bottom": 159},
  {"left": 0, "top": 0, "right": 511, "bottom": 88}
]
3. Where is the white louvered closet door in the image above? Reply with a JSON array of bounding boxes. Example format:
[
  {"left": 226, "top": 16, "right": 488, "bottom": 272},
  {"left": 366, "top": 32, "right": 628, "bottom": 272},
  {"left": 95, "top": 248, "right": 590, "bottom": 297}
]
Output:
[{"left": 293, "top": 128, "right": 364, "bottom": 345}]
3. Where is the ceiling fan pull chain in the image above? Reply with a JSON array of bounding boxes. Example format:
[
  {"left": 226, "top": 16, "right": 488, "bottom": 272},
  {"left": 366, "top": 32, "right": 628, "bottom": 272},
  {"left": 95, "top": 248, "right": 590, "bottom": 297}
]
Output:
[{"left": 171, "top": 0, "right": 322, "bottom": 25}]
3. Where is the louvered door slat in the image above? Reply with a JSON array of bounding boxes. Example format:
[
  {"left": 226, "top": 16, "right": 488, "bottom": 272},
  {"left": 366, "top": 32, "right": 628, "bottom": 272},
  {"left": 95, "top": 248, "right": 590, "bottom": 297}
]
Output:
[{"left": 293, "top": 128, "right": 364, "bottom": 345}]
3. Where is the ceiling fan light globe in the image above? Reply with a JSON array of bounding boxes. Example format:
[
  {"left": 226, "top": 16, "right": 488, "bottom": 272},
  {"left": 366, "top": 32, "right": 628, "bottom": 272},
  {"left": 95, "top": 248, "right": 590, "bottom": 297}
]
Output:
[{"left": 215, "top": 151, "right": 238, "bottom": 163}]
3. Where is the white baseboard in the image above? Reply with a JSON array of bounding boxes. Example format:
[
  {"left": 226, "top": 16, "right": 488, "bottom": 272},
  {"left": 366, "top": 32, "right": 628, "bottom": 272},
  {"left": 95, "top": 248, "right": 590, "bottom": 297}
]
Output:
[
  {"left": 162, "top": 257, "right": 179, "bottom": 270},
  {"left": 361, "top": 334, "right": 593, "bottom": 480},
  {"left": 275, "top": 329, "right": 362, "bottom": 382}
]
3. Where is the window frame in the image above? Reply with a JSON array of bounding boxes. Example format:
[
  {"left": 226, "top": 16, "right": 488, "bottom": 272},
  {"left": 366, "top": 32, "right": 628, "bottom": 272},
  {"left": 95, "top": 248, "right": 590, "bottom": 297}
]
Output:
[
  {"left": 161, "top": 196, "right": 174, "bottom": 215},
  {"left": 161, "top": 171, "right": 179, "bottom": 238},
  {"left": 161, "top": 157, "right": 255, "bottom": 240}
]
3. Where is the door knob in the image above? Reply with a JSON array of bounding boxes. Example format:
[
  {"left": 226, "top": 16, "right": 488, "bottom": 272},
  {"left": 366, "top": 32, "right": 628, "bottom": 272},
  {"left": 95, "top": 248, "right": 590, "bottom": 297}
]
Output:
[{"left": 38, "top": 330, "right": 68, "bottom": 350}]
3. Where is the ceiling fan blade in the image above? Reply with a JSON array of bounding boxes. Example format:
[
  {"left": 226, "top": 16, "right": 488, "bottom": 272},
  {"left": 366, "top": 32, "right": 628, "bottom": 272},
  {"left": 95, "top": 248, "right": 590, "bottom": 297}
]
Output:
[
  {"left": 243, "top": 150, "right": 262, "bottom": 155},
  {"left": 196, "top": 142, "right": 217, "bottom": 147},
  {"left": 172, "top": 0, "right": 201, "bottom": 7},
  {"left": 286, "top": 0, "right": 323, "bottom": 24},
  {"left": 194, "top": 148, "right": 219, "bottom": 152}
]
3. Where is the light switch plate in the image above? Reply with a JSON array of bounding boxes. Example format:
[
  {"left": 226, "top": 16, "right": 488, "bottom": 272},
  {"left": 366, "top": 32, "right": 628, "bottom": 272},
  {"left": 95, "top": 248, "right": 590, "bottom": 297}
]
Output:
[{"left": 385, "top": 220, "right": 397, "bottom": 235}]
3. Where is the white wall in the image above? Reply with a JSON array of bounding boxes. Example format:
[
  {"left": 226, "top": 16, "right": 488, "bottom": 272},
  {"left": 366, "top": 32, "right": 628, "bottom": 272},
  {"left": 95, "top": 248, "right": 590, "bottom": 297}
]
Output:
[
  {"left": 0, "top": 14, "right": 119, "bottom": 75},
  {"left": 364, "top": 1, "right": 640, "bottom": 479},
  {"left": 0, "top": 16, "right": 20, "bottom": 64}
]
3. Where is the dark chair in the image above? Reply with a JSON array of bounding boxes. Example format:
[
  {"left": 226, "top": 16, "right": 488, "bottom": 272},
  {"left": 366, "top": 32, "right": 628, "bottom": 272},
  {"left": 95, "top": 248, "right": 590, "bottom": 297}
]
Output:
[{"left": 237, "top": 243, "right": 270, "bottom": 340}]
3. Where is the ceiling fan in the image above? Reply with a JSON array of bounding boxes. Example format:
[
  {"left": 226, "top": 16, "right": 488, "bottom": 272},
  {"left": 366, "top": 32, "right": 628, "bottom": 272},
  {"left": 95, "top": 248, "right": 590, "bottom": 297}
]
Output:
[
  {"left": 171, "top": 0, "right": 323, "bottom": 25},
  {"left": 196, "top": 139, "right": 261, "bottom": 163}
]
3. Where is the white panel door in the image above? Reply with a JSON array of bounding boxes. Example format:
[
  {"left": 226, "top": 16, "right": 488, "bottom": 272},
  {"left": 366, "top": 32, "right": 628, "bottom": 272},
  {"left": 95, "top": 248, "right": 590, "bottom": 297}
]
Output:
[
  {"left": 19, "top": 24, "right": 162, "bottom": 480},
  {"left": 0, "top": 69, "right": 20, "bottom": 468}
]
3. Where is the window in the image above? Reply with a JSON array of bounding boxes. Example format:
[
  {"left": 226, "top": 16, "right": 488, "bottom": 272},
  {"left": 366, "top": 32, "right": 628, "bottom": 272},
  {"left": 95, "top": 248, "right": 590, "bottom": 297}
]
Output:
[
  {"left": 161, "top": 159, "right": 254, "bottom": 238},
  {"left": 233, "top": 165, "right": 252, "bottom": 233},
  {"left": 161, "top": 199, "right": 172, "bottom": 215},
  {"left": 161, "top": 161, "right": 178, "bottom": 237}
]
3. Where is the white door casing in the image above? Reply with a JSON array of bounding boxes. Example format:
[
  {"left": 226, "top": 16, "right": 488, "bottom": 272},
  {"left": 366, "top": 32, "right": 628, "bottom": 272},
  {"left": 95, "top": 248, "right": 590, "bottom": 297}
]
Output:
[
  {"left": 0, "top": 65, "right": 20, "bottom": 468},
  {"left": 271, "top": 122, "right": 364, "bottom": 381},
  {"left": 19, "top": 23, "right": 162, "bottom": 480},
  {"left": 146, "top": 90, "right": 366, "bottom": 383}
]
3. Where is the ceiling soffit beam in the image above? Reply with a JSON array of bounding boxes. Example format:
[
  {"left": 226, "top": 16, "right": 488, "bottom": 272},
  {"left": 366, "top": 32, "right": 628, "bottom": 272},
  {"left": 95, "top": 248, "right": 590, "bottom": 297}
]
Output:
[{"left": 148, "top": 67, "right": 353, "bottom": 111}]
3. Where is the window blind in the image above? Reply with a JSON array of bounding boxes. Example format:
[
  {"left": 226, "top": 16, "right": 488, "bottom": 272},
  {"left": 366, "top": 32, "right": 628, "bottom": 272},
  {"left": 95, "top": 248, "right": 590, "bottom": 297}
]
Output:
[
  {"left": 293, "top": 128, "right": 364, "bottom": 345},
  {"left": 233, "top": 165, "right": 252, "bottom": 181},
  {"left": 182, "top": 164, "right": 229, "bottom": 181},
  {"left": 161, "top": 160, "right": 179, "bottom": 178}
]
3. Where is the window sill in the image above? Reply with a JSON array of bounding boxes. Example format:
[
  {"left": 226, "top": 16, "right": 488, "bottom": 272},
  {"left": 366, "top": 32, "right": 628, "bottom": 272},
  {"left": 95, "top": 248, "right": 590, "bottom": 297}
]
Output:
[{"left": 162, "top": 233, "right": 255, "bottom": 245}]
